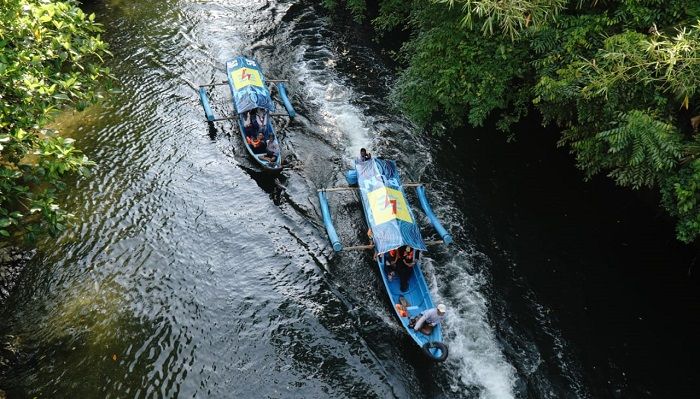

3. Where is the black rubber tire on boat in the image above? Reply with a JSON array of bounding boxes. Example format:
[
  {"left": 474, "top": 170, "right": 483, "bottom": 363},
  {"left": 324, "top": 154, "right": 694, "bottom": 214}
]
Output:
[{"left": 421, "top": 342, "right": 448, "bottom": 362}]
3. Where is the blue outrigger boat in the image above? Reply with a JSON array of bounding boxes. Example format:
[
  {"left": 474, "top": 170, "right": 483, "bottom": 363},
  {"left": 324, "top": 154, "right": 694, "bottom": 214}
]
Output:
[
  {"left": 198, "top": 56, "right": 296, "bottom": 172},
  {"left": 318, "top": 157, "right": 453, "bottom": 362}
]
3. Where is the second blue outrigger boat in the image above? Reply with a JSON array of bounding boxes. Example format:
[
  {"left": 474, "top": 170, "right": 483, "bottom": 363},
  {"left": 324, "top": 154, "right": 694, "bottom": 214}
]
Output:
[
  {"left": 318, "top": 157, "right": 453, "bottom": 362},
  {"left": 198, "top": 56, "right": 296, "bottom": 172}
]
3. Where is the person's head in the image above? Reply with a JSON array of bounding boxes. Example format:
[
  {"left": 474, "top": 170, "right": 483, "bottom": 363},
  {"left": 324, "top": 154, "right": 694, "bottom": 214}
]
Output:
[
  {"left": 257, "top": 132, "right": 264, "bottom": 140},
  {"left": 437, "top": 303, "right": 446, "bottom": 315},
  {"left": 360, "top": 148, "right": 367, "bottom": 156},
  {"left": 405, "top": 247, "right": 413, "bottom": 254}
]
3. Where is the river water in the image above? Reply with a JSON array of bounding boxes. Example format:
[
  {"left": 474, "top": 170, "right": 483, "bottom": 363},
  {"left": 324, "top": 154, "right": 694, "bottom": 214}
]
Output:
[{"left": 1, "top": 0, "right": 698, "bottom": 398}]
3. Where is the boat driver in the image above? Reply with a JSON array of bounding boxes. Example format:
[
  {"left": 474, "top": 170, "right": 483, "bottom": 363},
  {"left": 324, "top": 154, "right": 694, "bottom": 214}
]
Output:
[
  {"left": 412, "top": 303, "right": 447, "bottom": 335},
  {"left": 263, "top": 138, "right": 280, "bottom": 162}
]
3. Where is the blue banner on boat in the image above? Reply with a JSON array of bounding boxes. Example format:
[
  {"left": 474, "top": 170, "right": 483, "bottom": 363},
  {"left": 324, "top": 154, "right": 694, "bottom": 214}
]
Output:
[
  {"left": 356, "top": 158, "right": 427, "bottom": 254},
  {"left": 226, "top": 56, "right": 275, "bottom": 114}
]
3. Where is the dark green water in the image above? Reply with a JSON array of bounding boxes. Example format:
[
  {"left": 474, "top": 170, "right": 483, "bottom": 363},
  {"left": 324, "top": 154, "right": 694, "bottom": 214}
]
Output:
[{"left": 1, "top": 0, "right": 697, "bottom": 398}]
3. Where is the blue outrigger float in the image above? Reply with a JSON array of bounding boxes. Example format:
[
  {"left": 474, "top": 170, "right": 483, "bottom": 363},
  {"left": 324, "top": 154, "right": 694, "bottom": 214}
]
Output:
[
  {"left": 318, "top": 157, "right": 453, "bottom": 362},
  {"left": 198, "top": 56, "right": 296, "bottom": 172}
]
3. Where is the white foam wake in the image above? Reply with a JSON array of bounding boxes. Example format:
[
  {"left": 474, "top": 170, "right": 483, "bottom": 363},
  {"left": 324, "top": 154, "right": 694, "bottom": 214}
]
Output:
[
  {"left": 289, "top": 17, "right": 516, "bottom": 398},
  {"left": 293, "top": 46, "right": 373, "bottom": 158},
  {"left": 425, "top": 252, "right": 517, "bottom": 399}
]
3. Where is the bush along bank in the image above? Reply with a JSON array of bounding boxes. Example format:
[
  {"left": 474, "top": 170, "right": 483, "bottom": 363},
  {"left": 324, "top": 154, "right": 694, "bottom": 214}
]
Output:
[{"left": 0, "top": 0, "right": 111, "bottom": 244}]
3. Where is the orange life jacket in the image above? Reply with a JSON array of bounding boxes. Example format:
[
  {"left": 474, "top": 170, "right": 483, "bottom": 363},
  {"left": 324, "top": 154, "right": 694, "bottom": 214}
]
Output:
[
  {"left": 395, "top": 304, "right": 407, "bottom": 317},
  {"left": 247, "top": 136, "right": 263, "bottom": 148},
  {"left": 388, "top": 249, "right": 399, "bottom": 262}
]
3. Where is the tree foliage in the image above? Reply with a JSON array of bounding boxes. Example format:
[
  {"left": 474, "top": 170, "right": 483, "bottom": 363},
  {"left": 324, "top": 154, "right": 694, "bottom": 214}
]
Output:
[
  {"left": 391, "top": 12, "right": 531, "bottom": 132},
  {"left": 434, "top": 0, "right": 566, "bottom": 38},
  {"left": 562, "top": 110, "right": 684, "bottom": 188},
  {"left": 0, "top": 0, "right": 110, "bottom": 242},
  {"left": 324, "top": 0, "right": 700, "bottom": 242},
  {"left": 662, "top": 157, "right": 700, "bottom": 243},
  {"left": 322, "top": 0, "right": 368, "bottom": 22}
]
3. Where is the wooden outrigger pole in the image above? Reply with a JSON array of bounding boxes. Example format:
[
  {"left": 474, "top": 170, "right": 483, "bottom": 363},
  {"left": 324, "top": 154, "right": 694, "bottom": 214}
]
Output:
[
  {"left": 198, "top": 82, "right": 296, "bottom": 123},
  {"left": 317, "top": 182, "right": 425, "bottom": 193},
  {"left": 318, "top": 183, "right": 452, "bottom": 252},
  {"left": 343, "top": 240, "right": 445, "bottom": 251}
]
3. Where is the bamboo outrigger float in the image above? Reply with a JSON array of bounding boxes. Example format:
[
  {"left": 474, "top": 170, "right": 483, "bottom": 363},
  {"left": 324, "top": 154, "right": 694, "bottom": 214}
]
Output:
[
  {"left": 198, "top": 56, "right": 296, "bottom": 172},
  {"left": 318, "top": 157, "right": 452, "bottom": 362}
]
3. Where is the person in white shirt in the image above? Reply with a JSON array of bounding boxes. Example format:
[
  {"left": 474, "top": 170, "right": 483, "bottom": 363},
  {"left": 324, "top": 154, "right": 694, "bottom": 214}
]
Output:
[
  {"left": 263, "top": 138, "right": 280, "bottom": 162},
  {"left": 413, "top": 303, "right": 446, "bottom": 334}
]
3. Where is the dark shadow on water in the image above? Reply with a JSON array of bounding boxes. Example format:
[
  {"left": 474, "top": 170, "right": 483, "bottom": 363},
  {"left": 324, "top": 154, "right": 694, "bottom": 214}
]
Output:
[
  {"left": 436, "top": 115, "right": 699, "bottom": 398},
  {"left": 241, "top": 166, "right": 288, "bottom": 205},
  {"left": 207, "top": 121, "right": 217, "bottom": 141}
]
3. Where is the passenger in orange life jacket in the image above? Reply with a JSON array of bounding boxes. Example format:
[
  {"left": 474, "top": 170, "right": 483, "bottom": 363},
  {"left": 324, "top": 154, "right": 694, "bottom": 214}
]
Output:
[
  {"left": 384, "top": 247, "right": 401, "bottom": 281},
  {"left": 247, "top": 132, "right": 267, "bottom": 154},
  {"left": 396, "top": 246, "right": 418, "bottom": 292}
]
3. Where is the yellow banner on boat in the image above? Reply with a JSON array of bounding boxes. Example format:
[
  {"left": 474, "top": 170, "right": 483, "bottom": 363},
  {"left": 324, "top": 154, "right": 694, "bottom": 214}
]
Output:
[
  {"left": 231, "top": 67, "right": 263, "bottom": 90},
  {"left": 367, "top": 187, "right": 413, "bottom": 225}
]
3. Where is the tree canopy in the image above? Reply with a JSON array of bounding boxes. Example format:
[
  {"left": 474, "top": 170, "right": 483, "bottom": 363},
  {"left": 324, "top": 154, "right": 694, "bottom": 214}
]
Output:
[
  {"left": 0, "top": 0, "right": 110, "bottom": 242},
  {"left": 325, "top": 0, "right": 700, "bottom": 243}
]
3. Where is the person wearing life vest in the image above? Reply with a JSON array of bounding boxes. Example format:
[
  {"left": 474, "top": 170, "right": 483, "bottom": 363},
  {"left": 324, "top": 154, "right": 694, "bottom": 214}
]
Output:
[
  {"left": 389, "top": 248, "right": 401, "bottom": 263},
  {"left": 384, "top": 247, "right": 401, "bottom": 280},
  {"left": 396, "top": 245, "right": 417, "bottom": 292},
  {"left": 247, "top": 132, "right": 267, "bottom": 154}
]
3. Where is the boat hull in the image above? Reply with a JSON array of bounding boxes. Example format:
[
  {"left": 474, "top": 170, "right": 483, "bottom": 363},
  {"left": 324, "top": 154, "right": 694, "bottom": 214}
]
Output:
[
  {"left": 376, "top": 256, "right": 447, "bottom": 361},
  {"left": 226, "top": 56, "right": 283, "bottom": 172},
  {"left": 235, "top": 115, "right": 283, "bottom": 172}
]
